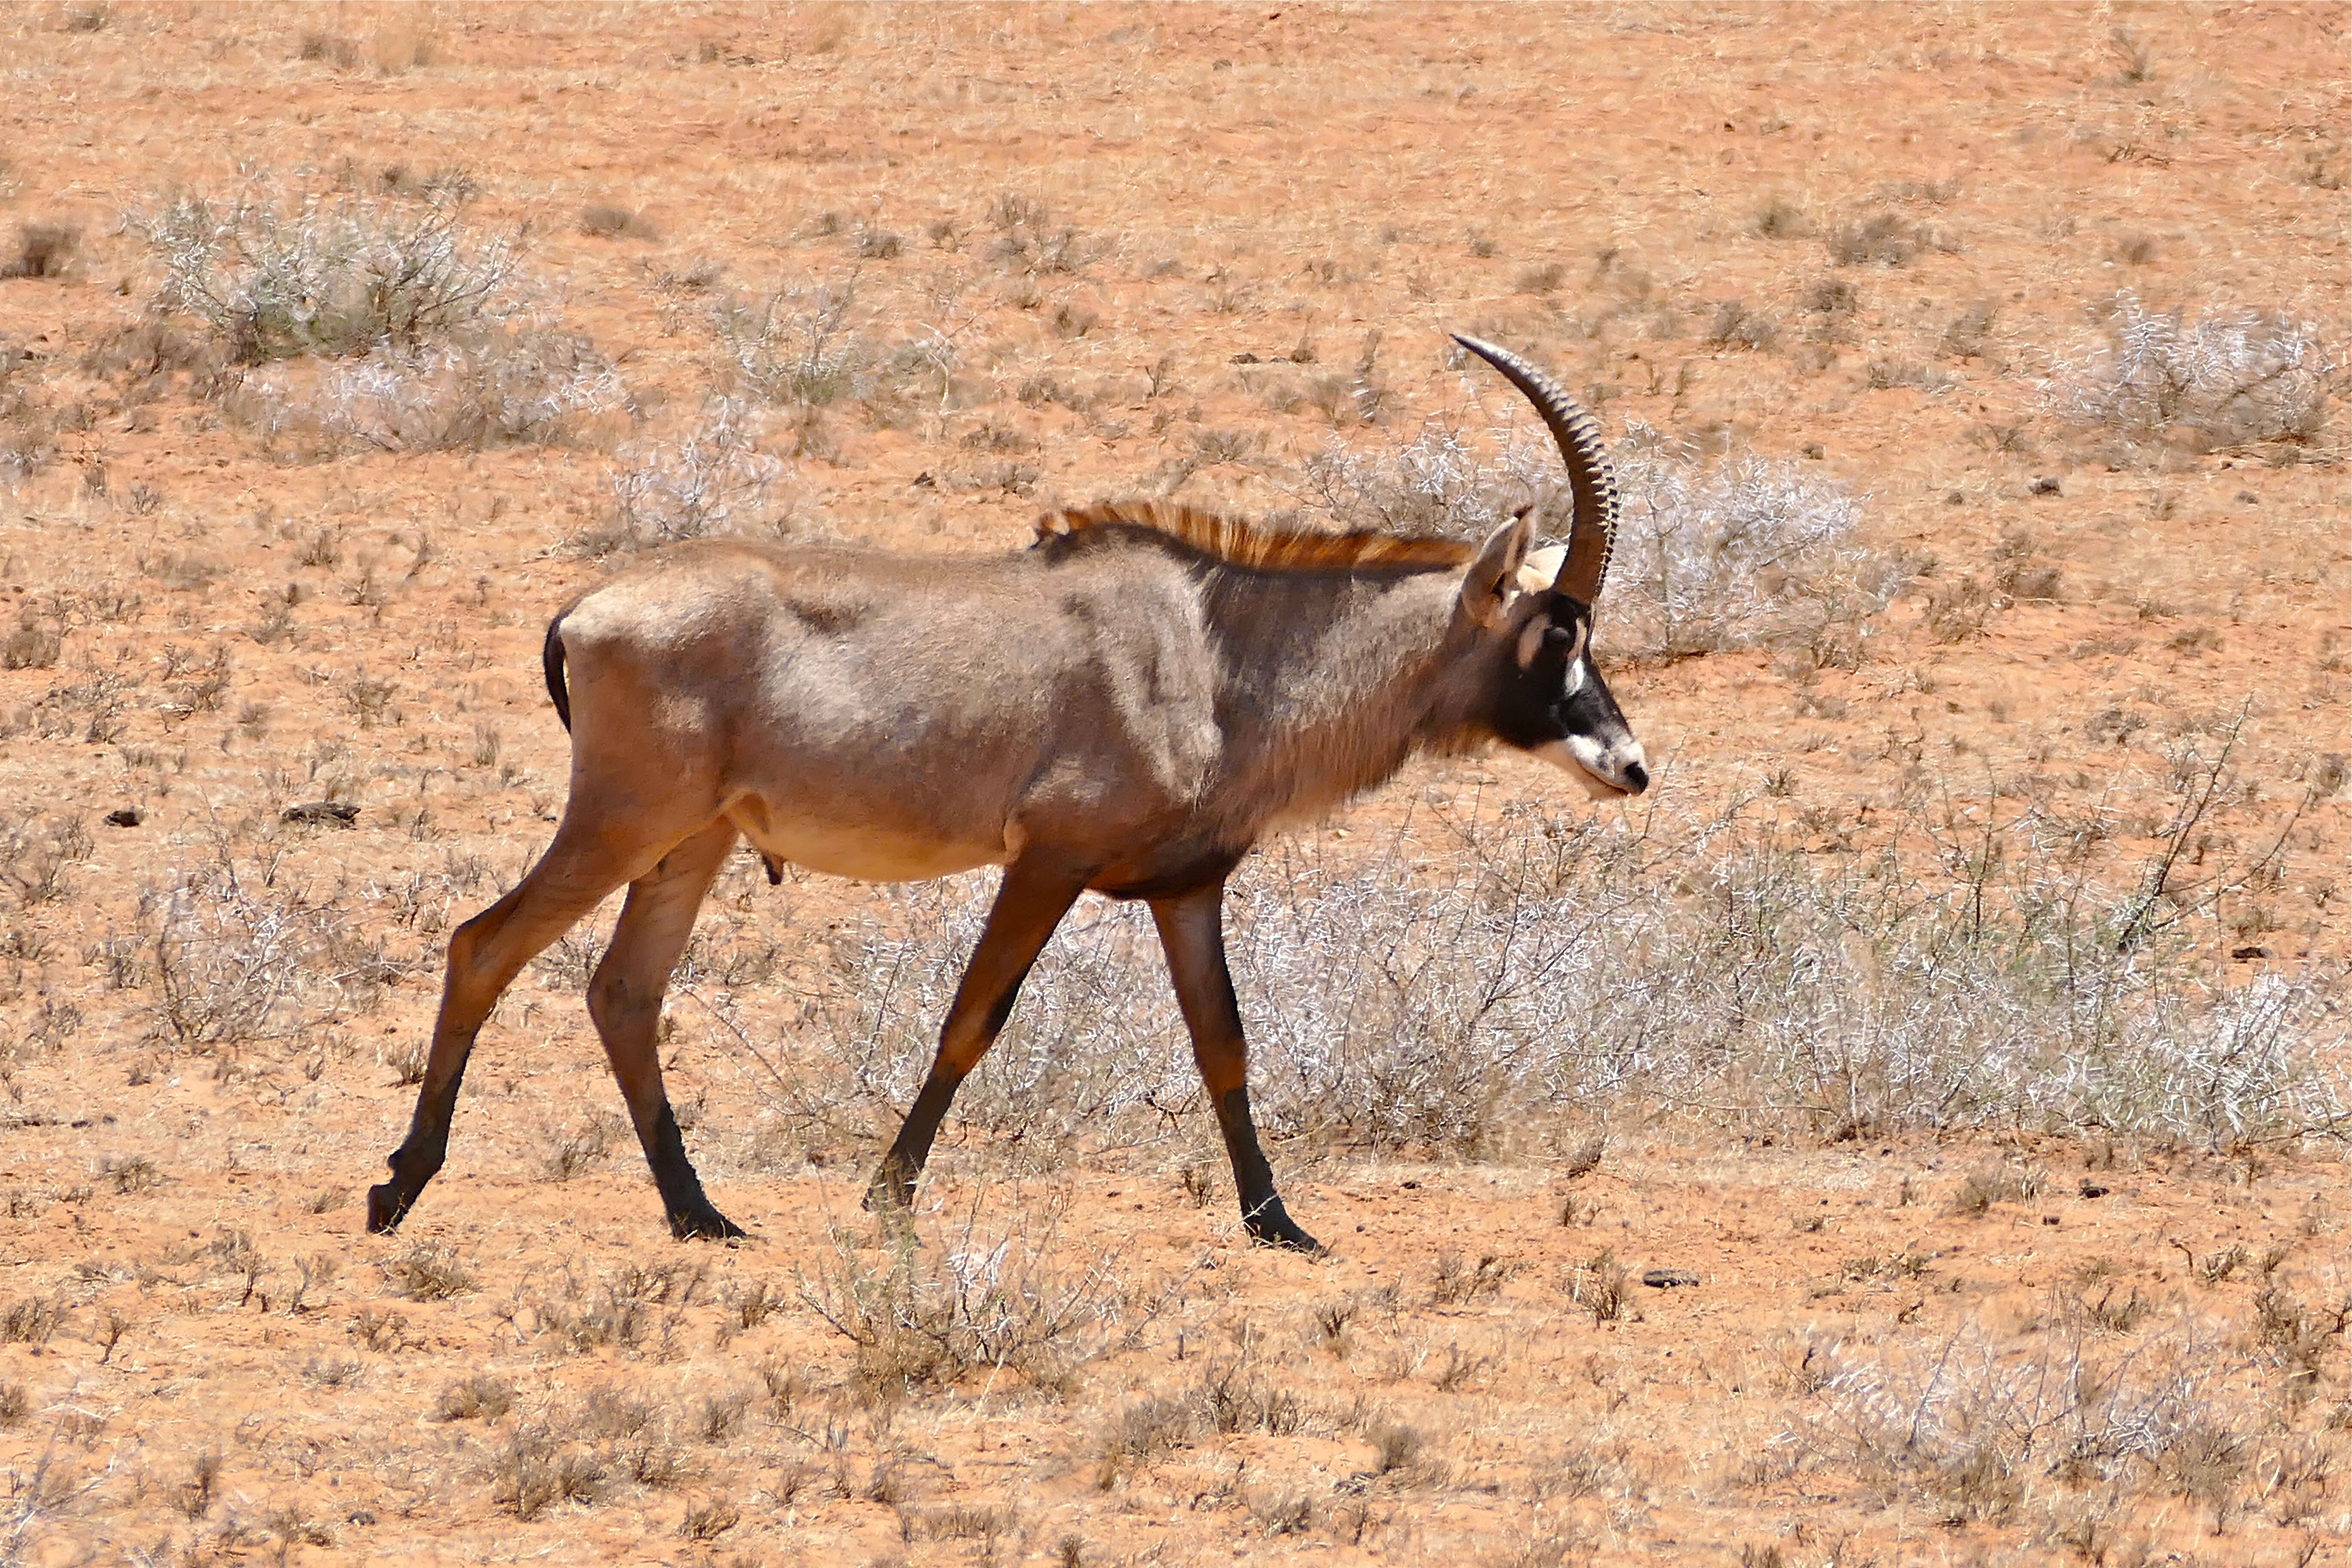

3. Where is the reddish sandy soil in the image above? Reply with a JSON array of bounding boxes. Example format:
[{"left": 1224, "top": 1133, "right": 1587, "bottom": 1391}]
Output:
[{"left": 0, "top": 5, "right": 2345, "bottom": 1565}]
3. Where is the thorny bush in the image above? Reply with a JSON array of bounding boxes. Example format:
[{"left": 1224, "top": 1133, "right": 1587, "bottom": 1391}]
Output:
[{"left": 699, "top": 759, "right": 2342, "bottom": 1173}]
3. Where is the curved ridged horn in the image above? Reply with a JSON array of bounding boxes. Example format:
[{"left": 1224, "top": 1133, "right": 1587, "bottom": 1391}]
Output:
[{"left": 1452, "top": 334, "right": 1619, "bottom": 605}]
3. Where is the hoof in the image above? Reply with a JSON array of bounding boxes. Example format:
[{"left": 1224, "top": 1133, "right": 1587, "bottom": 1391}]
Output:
[
  {"left": 1243, "top": 1202, "right": 1324, "bottom": 1255},
  {"left": 364, "top": 1183, "right": 410, "bottom": 1235},
  {"left": 861, "top": 1177, "right": 914, "bottom": 1216},
  {"left": 670, "top": 1206, "right": 748, "bottom": 1242}
]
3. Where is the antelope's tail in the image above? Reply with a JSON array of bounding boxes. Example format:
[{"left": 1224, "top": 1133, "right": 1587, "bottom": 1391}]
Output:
[{"left": 542, "top": 612, "right": 573, "bottom": 732}]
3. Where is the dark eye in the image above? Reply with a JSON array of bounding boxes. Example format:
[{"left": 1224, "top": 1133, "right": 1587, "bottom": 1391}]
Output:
[{"left": 1542, "top": 625, "right": 1574, "bottom": 647}]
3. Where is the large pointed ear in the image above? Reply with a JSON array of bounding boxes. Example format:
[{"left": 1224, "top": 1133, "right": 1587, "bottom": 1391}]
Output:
[{"left": 1458, "top": 508, "right": 1537, "bottom": 631}]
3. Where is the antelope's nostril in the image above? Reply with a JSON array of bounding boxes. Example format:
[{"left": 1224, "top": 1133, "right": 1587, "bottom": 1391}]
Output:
[{"left": 1623, "top": 760, "right": 1649, "bottom": 795}]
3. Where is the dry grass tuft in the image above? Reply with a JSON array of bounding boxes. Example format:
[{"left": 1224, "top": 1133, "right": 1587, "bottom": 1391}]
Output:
[
  {"left": 434, "top": 1375, "right": 515, "bottom": 1422},
  {"left": 680, "top": 1492, "right": 741, "bottom": 1539},
  {"left": 1754, "top": 197, "right": 1810, "bottom": 239},
  {"left": 383, "top": 1243, "right": 478, "bottom": 1302},
  {"left": 799, "top": 1202, "right": 1146, "bottom": 1397},
  {"left": 2, "top": 221, "right": 80, "bottom": 280},
  {"left": 1827, "top": 211, "right": 1955, "bottom": 267},
  {"left": 0, "top": 1297, "right": 63, "bottom": 1346},
  {"left": 1569, "top": 1250, "right": 1630, "bottom": 1325},
  {"left": 495, "top": 1427, "right": 606, "bottom": 1520},
  {"left": 579, "top": 203, "right": 659, "bottom": 242},
  {"left": 1706, "top": 300, "right": 1780, "bottom": 352},
  {"left": 540, "top": 1114, "right": 618, "bottom": 1182}
]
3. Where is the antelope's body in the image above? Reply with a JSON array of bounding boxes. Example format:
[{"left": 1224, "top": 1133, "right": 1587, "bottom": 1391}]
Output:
[{"left": 368, "top": 339, "right": 1647, "bottom": 1250}]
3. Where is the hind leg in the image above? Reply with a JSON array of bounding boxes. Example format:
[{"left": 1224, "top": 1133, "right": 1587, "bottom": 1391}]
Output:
[
  {"left": 367, "top": 810, "right": 695, "bottom": 1234},
  {"left": 585, "top": 819, "right": 742, "bottom": 1239}
]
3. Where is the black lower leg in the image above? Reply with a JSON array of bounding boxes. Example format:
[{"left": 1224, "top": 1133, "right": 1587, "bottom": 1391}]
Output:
[
  {"left": 867, "top": 1069, "right": 963, "bottom": 1212},
  {"left": 642, "top": 1102, "right": 743, "bottom": 1240},
  {"left": 863, "top": 855, "right": 1087, "bottom": 1216},
  {"left": 1214, "top": 1086, "right": 1320, "bottom": 1253},
  {"left": 365, "top": 1072, "right": 467, "bottom": 1233}
]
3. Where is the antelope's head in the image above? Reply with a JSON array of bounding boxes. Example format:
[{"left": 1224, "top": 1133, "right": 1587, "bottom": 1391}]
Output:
[{"left": 1454, "top": 335, "right": 1649, "bottom": 800}]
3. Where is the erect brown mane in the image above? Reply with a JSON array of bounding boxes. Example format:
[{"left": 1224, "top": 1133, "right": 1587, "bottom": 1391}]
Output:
[{"left": 1033, "top": 501, "right": 1475, "bottom": 574}]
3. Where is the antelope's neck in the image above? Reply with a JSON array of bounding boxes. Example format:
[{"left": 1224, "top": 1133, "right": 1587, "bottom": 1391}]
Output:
[{"left": 1197, "top": 567, "right": 1473, "bottom": 831}]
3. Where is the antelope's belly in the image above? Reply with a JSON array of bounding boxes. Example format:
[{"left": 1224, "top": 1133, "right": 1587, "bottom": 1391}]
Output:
[{"left": 724, "top": 797, "right": 1004, "bottom": 883}]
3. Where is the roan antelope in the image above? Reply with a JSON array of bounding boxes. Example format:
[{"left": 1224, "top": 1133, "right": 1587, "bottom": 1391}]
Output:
[{"left": 367, "top": 336, "right": 1646, "bottom": 1252}]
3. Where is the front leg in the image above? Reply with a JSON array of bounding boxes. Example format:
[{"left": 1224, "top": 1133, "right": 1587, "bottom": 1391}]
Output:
[
  {"left": 1149, "top": 884, "right": 1322, "bottom": 1253},
  {"left": 865, "top": 853, "right": 1094, "bottom": 1215}
]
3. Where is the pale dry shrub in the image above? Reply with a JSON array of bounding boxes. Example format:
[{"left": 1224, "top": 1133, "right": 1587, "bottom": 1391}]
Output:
[
  {"left": 1230, "top": 804, "right": 2338, "bottom": 1152},
  {"left": 141, "top": 861, "right": 363, "bottom": 1051},
  {"left": 715, "top": 282, "right": 869, "bottom": 405},
  {"left": 129, "top": 187, "right": 523, "bottom": 361},
  {"left": 1608, "top": 437, "right": 1896, "bottom": 657},
  {"left": 1295, "top": 418, "right": 1555, "bottom": 538},
  {"left": 237, "top": 325, "right": 621, "bottom": 453},
  {"left": 2, "top": 810, "right": 93, "bottom": 909},
  {"left": 1788, "top": 1315, "right": 2253, "bottom": 1525},
  {"left": 595, "top": 397, "right": 789, "bottom": 550},
  {"left": 1294, "top": 416, "right": 1899, "bottom": 658},
  {"left": 2042, "top": 291, "right": 2337, "bottom": 452},
  {"left": 716, "top": 879, "right": 1191, "bottom": 1167}
]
